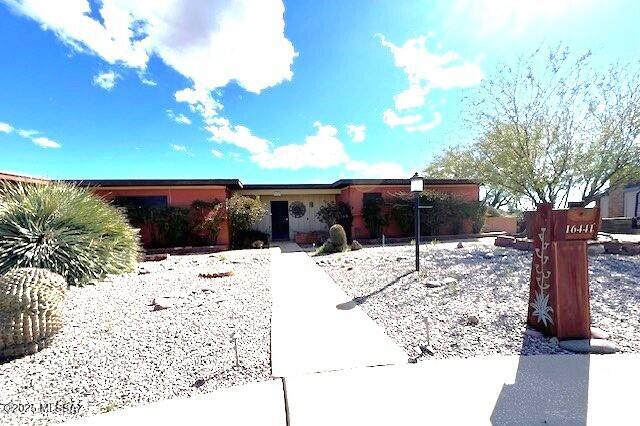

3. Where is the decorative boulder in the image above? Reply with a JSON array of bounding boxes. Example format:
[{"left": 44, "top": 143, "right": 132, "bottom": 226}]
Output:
[
  {"left": 0, "top": 268, "right": 67, "bottom": 359},
  {"left": 351, "top": 240, "right": 363, "bottom": 251}
]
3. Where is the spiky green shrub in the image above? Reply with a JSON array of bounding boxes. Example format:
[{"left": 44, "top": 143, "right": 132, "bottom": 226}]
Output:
[{"left": 0, "top": 181, "right": 140, "bottom": 285}]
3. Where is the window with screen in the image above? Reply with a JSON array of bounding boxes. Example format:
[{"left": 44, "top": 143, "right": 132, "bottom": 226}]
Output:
[
  {"left": 362, "top": 192, "right": 383, "bottom": 205},
  {"left": 113, "top": 196, "right": 168, "bottom": 207}
]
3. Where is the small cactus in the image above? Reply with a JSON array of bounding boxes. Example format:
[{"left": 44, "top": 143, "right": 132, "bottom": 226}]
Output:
[
  {"left": 0, "top": 268, "right": 66, "bottom": 359},
  {"left": 329, "top": 224, "right": 348, "bottom": 248},
  {"left": 318, "top": 224, "right": 349, "bottom": 254}
]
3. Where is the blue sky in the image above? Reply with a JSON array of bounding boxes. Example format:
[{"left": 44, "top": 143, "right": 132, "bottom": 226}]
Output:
[{"left": 0, "top": 0, "right": 638, "bottom": 183}]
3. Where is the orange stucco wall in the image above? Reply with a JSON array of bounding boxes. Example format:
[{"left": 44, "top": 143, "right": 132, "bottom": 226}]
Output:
[
  {"left": 336, "top": 184, "right": 480, "bottom": 239},
  {"left": 91, "top": 187, "right": 231, "bottom": 246}
]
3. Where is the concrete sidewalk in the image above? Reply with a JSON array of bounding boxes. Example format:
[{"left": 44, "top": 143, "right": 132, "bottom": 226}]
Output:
[
  {"left": 270, "top": 250, "right": 407, "bottom": 377},
  {"left": 68, "top": 354, "right": 640, "bottom": 425},
  {"left": 63, "top": 379, "right": 286, "bottom": 425},
  {"left": 285, "top": 354, "right": 640, "bottom": 425}
]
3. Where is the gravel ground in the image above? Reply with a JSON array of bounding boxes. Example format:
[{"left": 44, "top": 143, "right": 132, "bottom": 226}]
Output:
[
  {"left": 0, "top": 250, "right": 272, "bottom": 426},
  {"left": 315, "top": 239, "right": 640, "bottom": 360}
]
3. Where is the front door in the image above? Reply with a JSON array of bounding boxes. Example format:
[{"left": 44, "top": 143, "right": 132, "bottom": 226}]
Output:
[{"left": 271, "top": 201, "right": 290, "bottom": 240}]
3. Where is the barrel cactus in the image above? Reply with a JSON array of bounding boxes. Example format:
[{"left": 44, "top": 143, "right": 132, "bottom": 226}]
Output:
[
  {"left": 0, "top": 268, "right": 66, "bottom": 359},
  {"left": 318, "top": 224, "right": 349, "bottom": 254}
]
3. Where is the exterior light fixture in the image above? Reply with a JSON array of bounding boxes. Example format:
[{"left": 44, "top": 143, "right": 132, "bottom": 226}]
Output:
[
  {"left": 410, "top": 172, "right": 424, "bottom": 193},
  {"left": 410, "top": 172, "right": 424, "bottom": 272}
]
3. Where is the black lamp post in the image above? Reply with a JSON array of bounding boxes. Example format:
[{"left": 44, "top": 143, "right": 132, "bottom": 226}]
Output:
[{"left": 410, "top": 172, "right": 424, "bottom": 272}]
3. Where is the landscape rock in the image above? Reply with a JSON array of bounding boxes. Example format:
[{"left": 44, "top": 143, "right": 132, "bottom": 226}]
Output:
[
  {"left": 350, "top": 240, "right": 363, "bottom": 251},
  {"left": 456, "top": 242, "right": 464, "bottom": 249},
  {"left": 465, "top": 315, "right": 479, "bottom": 326},
  {"left": 151, "top": 297, "right": 176, "bottom": 311},
  {"left": 525, "top": 328, "right": 544, "bottom": 339},
  {"left": 559, "top": 339, "right": 618, "bottom": 354},
  {"left": 144, "top": 253, "right": 169, "bottom": 262},
  {"left": 591, "top": 327, "right": 610, "bottom": 340}
]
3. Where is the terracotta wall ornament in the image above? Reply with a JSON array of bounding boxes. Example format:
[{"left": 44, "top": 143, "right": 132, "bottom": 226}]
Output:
[{"left": 526, "top": 204, "right": 618, "bottom": 353}]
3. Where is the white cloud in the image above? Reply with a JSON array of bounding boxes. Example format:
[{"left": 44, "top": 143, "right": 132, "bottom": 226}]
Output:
[
  {"left": 382, "top": 109, "right": 423, "bottom": 128},
  {"left": 138, "top": 73, "right": 157, "bottom": 86},
  {"left": 252, "top": 122, "right": 349, "bottom": 170},
  {"left": 93, "top": 70, "right": 120, "bottom": 90},
  {"left": 346, "top": 124, "right": 366, "bottom": 143},
  {"left": 379, "top": 34, "right": 479, "bottom": 132},
  {"left": 345, "top": 160, "right": 406, "bottom": 178},
  {"left": 1, "top": 121, "right": 62, "bottom": 148},
  {"left": 7, "top": 0, "right": 297, "bottom": 167},
  {"left": 405, "top": 112, "right": 442, "bottom": 133},
  {"left": 206, "top": 117, "right": 270, "bottom": 155},
  {"left": 379, "top": 35, "right": 483, "bottom": 103},
  {"left": 6, "top": 1, "right": 296, "bottom": 94},
  {"left": 0, "top": 122, "right": 13, "bottom": 133},
  {"left": 394, "top": 84, "right": 428, "bottom": 110},
  {"left": 32, "top": 137, "right": 61, "bottom": 149},
  {"left": 17, "top": 129, "right": 38, "bottom": 138},
  {"left": 166, "top": 109, "right": 192, "bottom": 125},
  {"left": 210, "top": 149, "right": 223, "bottom": 158},
  {"left": 448, "top": 0, "right": 592, "bottom": 37},
  {"left": 170, "top": 144, "right": 187, "bottom": 151}
]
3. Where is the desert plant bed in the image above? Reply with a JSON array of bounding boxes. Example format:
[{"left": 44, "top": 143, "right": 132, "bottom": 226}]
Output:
[
  {"left": 315, "top": 239, "right": 640, "bottom": 361},
  {"left": 0, "top": 250, "right": 272, "bottom": 426}
]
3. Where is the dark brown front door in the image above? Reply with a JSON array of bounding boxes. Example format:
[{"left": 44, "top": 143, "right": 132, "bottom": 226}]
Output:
[{"left": 271, "top": 201, "right": 289, "bottom": 240}]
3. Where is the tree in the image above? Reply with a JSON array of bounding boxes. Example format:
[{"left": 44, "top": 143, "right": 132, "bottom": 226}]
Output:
[
  {"left": 424, "top": 146, "right": 517, "bottom": 209},
  {"left": 445, "top": 46, "right": 640, "bottom": 208}
]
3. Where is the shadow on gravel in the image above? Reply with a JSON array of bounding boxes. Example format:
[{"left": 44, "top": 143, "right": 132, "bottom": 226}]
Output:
[
  {"left": 336, "top": 270, "right": 414, "bottom": 310},
  {"left": 490, "top": 337, "right": 590, "bottom": 425}
]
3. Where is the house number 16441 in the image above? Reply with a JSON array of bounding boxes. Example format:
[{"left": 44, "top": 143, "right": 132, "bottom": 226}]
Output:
[{"left": 566, "top": 223, "right": 595, "bottom": 234}]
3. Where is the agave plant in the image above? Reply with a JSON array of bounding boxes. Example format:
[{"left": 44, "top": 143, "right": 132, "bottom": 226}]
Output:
[
  {"left": 530, "top": 291, "right": 554, "bottom": 326},
  {"left": 0, "top": 181, "right": 140, "bottom": 285}
]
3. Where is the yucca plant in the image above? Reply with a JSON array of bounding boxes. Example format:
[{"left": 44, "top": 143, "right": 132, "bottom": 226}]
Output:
[{"left": 0, "top": 181, "right": 140, "bottom": 285}]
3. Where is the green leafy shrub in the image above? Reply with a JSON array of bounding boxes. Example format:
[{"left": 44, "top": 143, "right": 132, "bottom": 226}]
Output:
[
  {"left": 0, "top": 182, "right": 140, "bottom": 285},
  {"left": 227, "top": 194, "right": 266, "bottom": 249},
  {"left": 233, "top": 229, "right": 270, "bottom": 250},
  {"left": 125, "top": 205, "right": 190, "bottom": 248},
  {"left": 317, "top": 224, "right": 348, "bottom": 254},
  {"left": 362, "top": 197, "right": 390, "bottom": 239},
  {"left": 389, "top": 191, "right": 485, "bottom": 236},
  {"left": 189, "top": 200, "right": 225, "bottom": 245},
  {"left": 124, "top": 199, "right": 225, "bottom": 248},
  {"left": 316, "top": 202, "right": 353, "bottom": 241}
]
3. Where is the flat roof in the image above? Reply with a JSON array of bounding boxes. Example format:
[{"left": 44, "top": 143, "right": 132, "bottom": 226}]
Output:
[
  {"left": 2, "top": 172, "right": 479, "bottom": 189},
  {"left": 66, "top": 179, "right": 243, "bottom": 188}
]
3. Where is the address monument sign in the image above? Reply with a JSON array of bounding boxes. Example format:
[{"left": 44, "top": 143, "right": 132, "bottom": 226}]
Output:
[{"left": 527, "top": 204, "right": 600, "bottom": 340}]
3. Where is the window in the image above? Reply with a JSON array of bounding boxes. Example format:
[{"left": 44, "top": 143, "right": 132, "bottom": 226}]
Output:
[
  {"left": 113, "top": 195, "right": 168, "bottom": 207},
  {"left": 363, "top": 192, "right": 383, "bottom": 205}
]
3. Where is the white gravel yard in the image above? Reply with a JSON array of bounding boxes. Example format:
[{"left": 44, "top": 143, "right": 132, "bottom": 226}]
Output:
[
  {"left": 315, "top": 239, "right": 640, "bottom": 361},
  {"left": 0, "top": 250, "right": 272, "bottom": 426}
]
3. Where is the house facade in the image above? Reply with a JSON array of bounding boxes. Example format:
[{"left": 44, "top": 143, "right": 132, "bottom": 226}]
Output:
[
  {"left": 599, "top": 181, "right": 640, "bottom": 218},
  {"left": 0, "top": 172, "right": 480, "bottom": 247},
  {"left": 72, "top": 178, "right": 479, "bottom": 245}
]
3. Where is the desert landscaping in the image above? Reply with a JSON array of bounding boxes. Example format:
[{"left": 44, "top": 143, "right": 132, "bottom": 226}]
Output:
[
  {"left": 0, "top": 250, "right": 271, "bottom": 426},
  {"left": 316, "top": 239, "right": 640, "bottom": 360}
]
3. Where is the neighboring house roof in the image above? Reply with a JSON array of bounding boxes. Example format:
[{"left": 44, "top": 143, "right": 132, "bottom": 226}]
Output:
[{"left": 0, "top": 171, "right": 49, "bottom": 184}]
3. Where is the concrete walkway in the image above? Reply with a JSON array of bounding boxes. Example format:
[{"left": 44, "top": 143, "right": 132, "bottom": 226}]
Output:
[
  {"left": 68, "top": 354, "right": 640, "bottom": 425},
  {"left": 284, "top": 354, "right": 640, "bottom": 425},
  {"left": 270, "top": 249, "right": 407, "bottom": 377}
]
